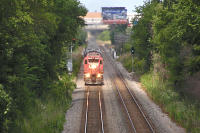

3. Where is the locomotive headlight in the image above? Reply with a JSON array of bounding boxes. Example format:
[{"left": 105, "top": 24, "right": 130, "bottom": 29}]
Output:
[
  {"left": 97, "top": 73, "right": 101, "bottom": 78},
  {"left": 85, "top": 73, "right": 90, "bottom": 78}
]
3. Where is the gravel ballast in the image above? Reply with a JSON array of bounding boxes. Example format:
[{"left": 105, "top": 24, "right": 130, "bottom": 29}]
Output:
[{"left": 102, "top": 63, "right": 132, "bottom": 133}]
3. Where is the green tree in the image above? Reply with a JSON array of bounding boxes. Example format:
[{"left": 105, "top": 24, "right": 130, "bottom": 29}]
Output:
[
  {"left": 0, "top": 0, "right": 87, "bottom": 131},
  {"left": 152, "top": 0, "right": 200, "bottom": 82},
  {"left": 130, "top": 1, "right": 159, "bottom": 73}
]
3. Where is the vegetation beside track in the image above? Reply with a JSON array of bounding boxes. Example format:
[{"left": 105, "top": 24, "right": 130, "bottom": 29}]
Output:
[
  {"left": 118, "top": 51, "right": 200, "bottom": 133},
  {"left": 14, "top": 73, "right": 75, "bottom": 133},
  {"left": 14, "top": 42, "right": 86, "bottom": 133},
  {"left": 141, "top": 72, "right": 200, "bottom": 133},
  {"left": 0, "top": 0, "right": 87, "bottom": 132},
  {"left": 72, "top": 44, "right": 86, "bottom": 77},
  {"left": 97, "top": 30, "right": 110, "bottom": 41},
  {"left": 118, "top": 53, "right": 132, "bottom": 72},
  {"left": 16, "top": 44, "right": 86, "bottom": 133}
]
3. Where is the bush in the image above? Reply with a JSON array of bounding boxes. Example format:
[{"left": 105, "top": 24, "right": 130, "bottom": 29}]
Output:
[
  {"left": 118, "top": 53, "right": 132, "bottom": 72},
  {"left": 133, "top": 57, "right": 147, "bottom": 74},
  {"left": 13, "top": 73, "right": 75, "bottom": 133},
  {"left": 123, "top": 42, "right": 132, "bottom": 53},
  {"left": 72, "top": 45, "right": 85, "bottom": 76},
  {"left": 97, "top": 30, "right": 110, "bottom": 41},
  {"left": 0, "top": 84, "right": 12, "bottom": 132},
  {"left": 118, "top": 53, "right": 147, "bottom": 74}
]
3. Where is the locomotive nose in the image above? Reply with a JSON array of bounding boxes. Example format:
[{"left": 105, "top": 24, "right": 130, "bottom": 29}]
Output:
[{"left": 89, "top": 64, "right": 97, "bottom": 69}]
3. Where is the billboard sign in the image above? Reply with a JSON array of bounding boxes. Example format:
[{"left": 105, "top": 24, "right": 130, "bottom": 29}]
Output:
[{"left": 102, "top": 7, "right": 128, "bottom": 24}]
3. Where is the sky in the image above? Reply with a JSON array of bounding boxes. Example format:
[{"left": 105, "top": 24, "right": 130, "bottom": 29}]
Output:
[{"left": 79, "top": 0, "right": 146, "bottom": 13}]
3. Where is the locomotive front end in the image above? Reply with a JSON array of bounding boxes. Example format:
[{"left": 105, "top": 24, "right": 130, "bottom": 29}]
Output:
[{"left": 83, "top": 49, "right": 104, "bottom": 85}]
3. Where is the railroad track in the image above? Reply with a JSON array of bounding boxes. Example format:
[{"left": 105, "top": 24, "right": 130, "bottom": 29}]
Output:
[
  {"left": 101, "top": 46, "right": 156, "bottom": 133},
  {"left": 81, "top": 86, "right": 105, "bottom": 133}
]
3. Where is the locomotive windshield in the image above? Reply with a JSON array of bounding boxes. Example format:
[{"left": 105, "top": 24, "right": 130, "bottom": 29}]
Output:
[{"left": 88, "top": 59, "right": 99, "bottom": 63}]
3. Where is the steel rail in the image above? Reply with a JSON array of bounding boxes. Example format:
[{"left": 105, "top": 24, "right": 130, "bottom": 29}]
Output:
[
  {"left": 101, "top": 46, "right": 155, "bottom": 133},
  {"left": 120, "top": 74, "right": 155, "bottom": 133},
  {"left": 84, "top": 86, "right": 105, "bottom": 133},
  {"left": 111, "top": 74, "right": 137, "bottom": 133},
  {"left": 98, "top": 86, "right": 105, "bottom": 133},
  {"left": 102, "top": 52, "right": 137, "bottom": 133},
  {"left": 84, "top": 86, "right": 89, "bottom": 133}
]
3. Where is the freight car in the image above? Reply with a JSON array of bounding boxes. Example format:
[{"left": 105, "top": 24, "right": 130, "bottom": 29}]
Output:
[{"left": 83, "top": 48, "right": 104, "bottom": 85}]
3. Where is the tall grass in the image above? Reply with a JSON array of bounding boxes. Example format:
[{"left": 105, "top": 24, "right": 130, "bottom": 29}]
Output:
[
  {"left": 97, "top": 30, "right": 110, "bottom": 41},
  {"left": 17, "top": 99, "right": 70, "bottom": 133},
  {"left": 141, "top": 73, "right": 200, "bottom": 133},
  {"left": 118, "top": 53, "right": 132, "bottom": 72},
  {"left": 118, "top": 53, "right": 147, "bottom": 74},
  {"left": 13, "top": 73, "right": 75, "bottom": 133},
  {"left": 72, "top": 45, "right": 85, "bottom": 76}
]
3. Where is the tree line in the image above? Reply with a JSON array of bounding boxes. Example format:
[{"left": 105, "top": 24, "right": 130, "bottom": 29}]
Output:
[
  {"left": 0, "top": 0, "right": 87, "bottom": 132},
  {"left": 129, "top": 1, "right": 200, "bottom": 132},
  {"left": 131, "top": 0, "right": 200, "bottom": 85}
]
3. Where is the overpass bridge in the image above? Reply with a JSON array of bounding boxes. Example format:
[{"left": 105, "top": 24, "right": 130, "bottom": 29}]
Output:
[{"left": 84, "top": 24, "right": 109, "bottom": 31}]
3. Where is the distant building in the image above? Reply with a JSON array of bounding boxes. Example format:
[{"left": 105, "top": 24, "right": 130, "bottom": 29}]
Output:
[
  {"left": 127, "top": 13, "right": 136, "bottom": 24},
  {"left": 83, "top": 12, "right": 102, "bottom": 25}
]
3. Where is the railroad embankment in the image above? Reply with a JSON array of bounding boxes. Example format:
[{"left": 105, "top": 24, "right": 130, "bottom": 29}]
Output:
[{"left": 118, "top": 54, "right": 200, "bottom": 133}]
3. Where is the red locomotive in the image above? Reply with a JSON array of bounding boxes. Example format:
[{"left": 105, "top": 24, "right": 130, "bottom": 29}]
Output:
[{"left": 83, "top": 48, "right": 104, "bottom": 85}]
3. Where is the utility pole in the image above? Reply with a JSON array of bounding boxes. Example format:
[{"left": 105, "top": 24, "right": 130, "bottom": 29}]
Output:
[
  {"left": 67, "top": 39, "right": 75, "bottom": 74},
  {"left": 131, "top": 46, "right": 135, "bottom": 72},
  {"left": 71, "top": 43, "right": 73, "bottom": 71},
  {"left": 70, "top": 38, "right": 76, "bottom": 72},
  {"left": 131, "top": 55, "right": 133, "bottom": 72}
]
